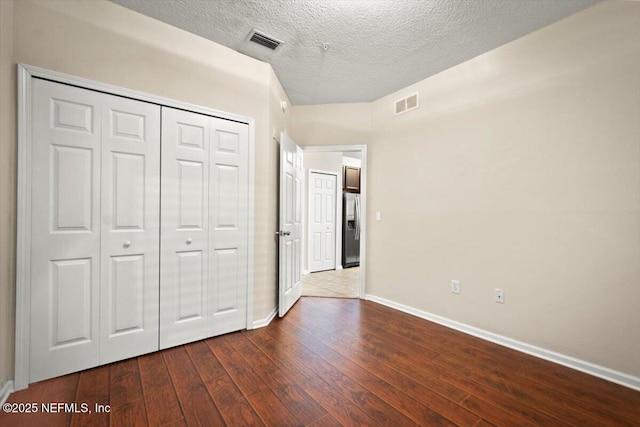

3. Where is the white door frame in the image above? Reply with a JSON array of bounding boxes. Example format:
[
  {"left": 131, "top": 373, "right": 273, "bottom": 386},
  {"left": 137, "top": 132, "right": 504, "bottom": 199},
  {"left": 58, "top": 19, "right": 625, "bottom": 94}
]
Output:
[
  {"left": 307, "top": 169, "right": 340, "bottom": 273},
  {"left": 302, "top": 145, "right": 367, "bottom": 299},
  {"left": 14, "top": 64, "right": 256, "bottom": 390}
]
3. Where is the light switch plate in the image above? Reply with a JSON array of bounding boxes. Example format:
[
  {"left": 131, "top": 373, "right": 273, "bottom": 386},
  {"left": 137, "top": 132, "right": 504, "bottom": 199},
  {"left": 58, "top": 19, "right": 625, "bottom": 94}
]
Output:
[{"left": 451, "top": 280, "right": 460, "bottom": 294}]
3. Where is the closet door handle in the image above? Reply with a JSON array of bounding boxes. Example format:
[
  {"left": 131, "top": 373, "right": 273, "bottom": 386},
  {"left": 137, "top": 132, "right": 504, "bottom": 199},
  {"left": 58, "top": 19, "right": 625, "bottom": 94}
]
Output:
[
  {"left": 186, "top": 238, "right": 193, "bottom": 245},
  {"left": 123, "top": 241, "right": 131, "bottom": 248}
]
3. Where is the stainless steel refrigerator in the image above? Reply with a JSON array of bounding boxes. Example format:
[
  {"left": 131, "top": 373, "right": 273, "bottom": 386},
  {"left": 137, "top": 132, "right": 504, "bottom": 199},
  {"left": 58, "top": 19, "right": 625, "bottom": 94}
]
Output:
[{"left": 342, "top": 193, "right": 360, "bottom": 268}]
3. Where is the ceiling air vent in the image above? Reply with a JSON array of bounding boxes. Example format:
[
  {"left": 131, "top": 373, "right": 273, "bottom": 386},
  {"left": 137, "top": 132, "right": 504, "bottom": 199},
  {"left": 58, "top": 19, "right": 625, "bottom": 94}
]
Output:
[
  {"left": 247, "top": 29, "right": 283, "bottom": 51},
  {"left": 394, "top": 92, "right": 419, "bottom": 116}
]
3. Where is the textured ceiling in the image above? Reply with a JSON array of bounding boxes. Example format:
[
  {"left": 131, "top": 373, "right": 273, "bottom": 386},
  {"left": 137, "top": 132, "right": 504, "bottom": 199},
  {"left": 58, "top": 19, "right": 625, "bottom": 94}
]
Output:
[{"left": 110, "top": 0, "right": 598, "bottom": 105}]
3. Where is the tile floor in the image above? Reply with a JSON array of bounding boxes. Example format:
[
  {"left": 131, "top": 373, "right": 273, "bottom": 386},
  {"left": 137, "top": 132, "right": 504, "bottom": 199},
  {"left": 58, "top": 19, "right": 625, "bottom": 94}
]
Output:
[{"left": 301, "top": 267, "right": 360, "bottom": 298}]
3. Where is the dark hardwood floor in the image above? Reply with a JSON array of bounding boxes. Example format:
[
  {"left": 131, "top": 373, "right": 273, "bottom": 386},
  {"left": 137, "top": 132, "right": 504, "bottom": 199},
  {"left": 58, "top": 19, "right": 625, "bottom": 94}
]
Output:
[{"left": 2, "top": 297, "right": 639, "bottom": 426}]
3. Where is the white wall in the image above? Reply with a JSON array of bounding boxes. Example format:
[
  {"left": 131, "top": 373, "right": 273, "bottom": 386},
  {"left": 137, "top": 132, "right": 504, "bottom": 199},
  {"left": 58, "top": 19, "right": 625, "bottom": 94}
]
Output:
[
  {"left": 292, "top": 1, "right": 640, "bottom": 378},
  {"left": 0, "top": 0, "right": 289, "bottom": 384}
]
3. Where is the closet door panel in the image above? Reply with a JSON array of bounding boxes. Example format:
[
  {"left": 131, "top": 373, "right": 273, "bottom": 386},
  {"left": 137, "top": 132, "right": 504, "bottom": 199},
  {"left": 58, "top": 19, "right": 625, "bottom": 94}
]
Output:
[
  {"left": 160, "top": 107, "right": 210, "bottom": 349},
  {"left": 51, "top": 146, "right": 93, "bottom": 231},
  {"left": 109, "top": 255, "right": 144, "bottom": 328},
  {"left": 176, "top": 250, "right": 206, "bottom": 320},
  {"left": 177, "top": 160, "right": 205, "bottom": 228},
  {"left": 209, "top": 118, "right": 248, "bottom": 335},
  {"left": 100, "top": 96, "right": 160, "bottom": 363},
  {"left": 30, "top": 79, "right": 102, "bottom": 382}
]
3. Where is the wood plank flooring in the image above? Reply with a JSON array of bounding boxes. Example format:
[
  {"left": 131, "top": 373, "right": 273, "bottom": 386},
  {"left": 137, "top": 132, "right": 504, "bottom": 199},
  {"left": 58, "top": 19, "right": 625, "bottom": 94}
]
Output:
[{"left": 2, "top": 297, "right": 639, "bottom": 426}]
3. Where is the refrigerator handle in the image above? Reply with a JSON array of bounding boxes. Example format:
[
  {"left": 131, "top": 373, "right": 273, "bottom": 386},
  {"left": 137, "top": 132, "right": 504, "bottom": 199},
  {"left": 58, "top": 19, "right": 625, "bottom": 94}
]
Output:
[{"left": 355, "top": 195, "right": 360, "bottom": 240}]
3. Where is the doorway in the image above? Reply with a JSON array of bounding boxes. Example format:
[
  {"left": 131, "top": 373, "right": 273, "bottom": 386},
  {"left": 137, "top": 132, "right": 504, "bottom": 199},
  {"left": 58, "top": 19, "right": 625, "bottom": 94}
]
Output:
[{"left": 300, "top": 146, "right": 367, "bottom": 299}]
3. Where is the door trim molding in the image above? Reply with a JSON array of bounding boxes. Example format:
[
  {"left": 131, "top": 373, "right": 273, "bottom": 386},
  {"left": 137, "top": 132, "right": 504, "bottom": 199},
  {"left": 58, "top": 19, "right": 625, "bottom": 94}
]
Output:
[
  {"left": 15, "top": 64, "right": 256, "bottom": 390},
  {"left": 15, "top": 65, "right": 32, "bottom": 392},
  {"left": 302, "top": 145, "right": 367, "bottom": 299},
  {"left": 307, "top": 169, "right": 340, "bottom": 273}
]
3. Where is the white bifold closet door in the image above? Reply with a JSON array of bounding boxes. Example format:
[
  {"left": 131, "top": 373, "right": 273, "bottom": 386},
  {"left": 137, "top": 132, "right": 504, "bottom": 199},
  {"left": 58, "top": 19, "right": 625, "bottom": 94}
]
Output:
[
  {"left": 160, "top": 107, "right": 248, "bottom": 349},
  {"left": 29, "top": 79, "right": 160, "bottom": 382}
]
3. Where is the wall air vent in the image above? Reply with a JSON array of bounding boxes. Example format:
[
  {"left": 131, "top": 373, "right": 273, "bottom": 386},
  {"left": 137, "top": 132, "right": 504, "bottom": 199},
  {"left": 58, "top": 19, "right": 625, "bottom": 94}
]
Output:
[
  {"left": 394, "top": 92, "right": 419, "bottom": 115},
  {"left": 247, "top": 29, "right": 283, "bottom": 51}
]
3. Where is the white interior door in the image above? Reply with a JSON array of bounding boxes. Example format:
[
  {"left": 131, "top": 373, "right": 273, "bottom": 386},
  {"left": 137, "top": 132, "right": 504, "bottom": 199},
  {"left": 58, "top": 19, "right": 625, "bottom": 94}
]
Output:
[
  {"left": 278, "top": 132, "right": 303, "bottom": 317},
  {"left": 309, "top": 172, "right": 337, "bottom": 272},
  {"left": 29, "top": 79, "right": 161, "bottom": 382},
  {"left": 100, "top": 93, "right": 160, "bottom": 363},
  {"left": 160, "top": 107, "right": 211, "bottom": 348}
]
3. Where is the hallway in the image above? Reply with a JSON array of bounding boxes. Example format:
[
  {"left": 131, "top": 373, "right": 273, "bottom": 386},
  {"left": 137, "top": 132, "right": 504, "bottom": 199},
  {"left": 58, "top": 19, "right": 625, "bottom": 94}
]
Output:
[{"left": 301, "top": 267, "right": 359, "bottom": 298}]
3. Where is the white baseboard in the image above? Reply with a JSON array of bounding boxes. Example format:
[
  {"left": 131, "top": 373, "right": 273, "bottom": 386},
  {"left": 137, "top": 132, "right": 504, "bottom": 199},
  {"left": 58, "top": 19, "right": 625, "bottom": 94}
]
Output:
[
  {"left": 251, "top": 306, "right": 278, "bottom": 329},
  {"left": 303, "top": 270, "right": 310, "bottom": 276},
  {"left": 1, "top": 380, "right": 13, "bottom": 406},
  {"left": 336, "top": 265, "right": 343, "bottom": 270},
  {"left": 365, "top": 294, "right": 640, "bottom": 391}
]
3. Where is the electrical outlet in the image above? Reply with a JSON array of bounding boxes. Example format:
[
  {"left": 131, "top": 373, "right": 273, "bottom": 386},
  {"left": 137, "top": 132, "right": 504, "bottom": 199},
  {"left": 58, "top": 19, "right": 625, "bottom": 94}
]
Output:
[
  {"left": 495, "top": 288, "right": 505, "bottom": 303},
  {"left": 451, "top": 280, "right": 460, "bottom": 294}
]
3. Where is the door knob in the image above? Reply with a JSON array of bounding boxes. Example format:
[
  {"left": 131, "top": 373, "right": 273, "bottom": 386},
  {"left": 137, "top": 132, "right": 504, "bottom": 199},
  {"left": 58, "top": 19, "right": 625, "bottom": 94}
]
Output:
[
  {"left": 123, "top": 241, "right": 131, "bottom": 248},
  {"left": 186, "top": 238, "right": 193, "bottom": 245}
]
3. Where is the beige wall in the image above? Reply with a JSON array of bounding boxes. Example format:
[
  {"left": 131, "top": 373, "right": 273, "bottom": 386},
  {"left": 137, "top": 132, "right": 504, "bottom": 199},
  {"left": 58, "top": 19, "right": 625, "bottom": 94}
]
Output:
[
  {"left": 292, "top": 1, "right": 640, "bottom": 377},
  {"left": 369, "top": 1, "right": 640, "bottom": 377},
  {"left": 291, "top": 103, "right": 372, "bottom": 147},
  {"left": 0, "top": 0, "right": 16, "bottom": 388},
  {"left": 0, "top": 0, "right": 288, "bottom": 383},
  {"left": 304, "top": 152, "right": 344, "bottom": 174}
]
